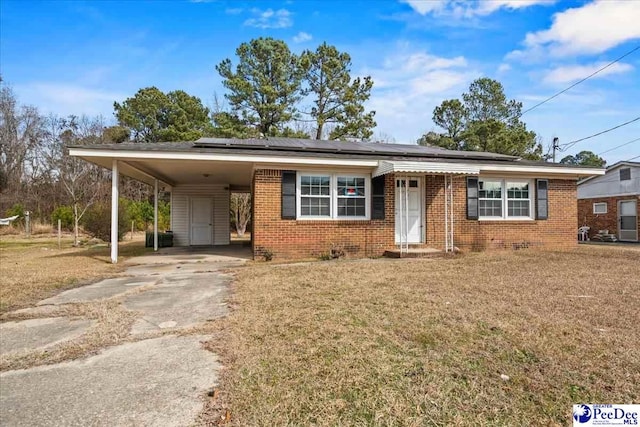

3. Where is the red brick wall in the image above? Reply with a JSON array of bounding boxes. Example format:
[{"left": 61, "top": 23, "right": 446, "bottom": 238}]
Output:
[
  {"left": 252, "top": 169, "right": 395, "bottom": 259},
  {"left": 577, "top": 196, "right": 640, "bottom": 239},
  {"left": 252, "top": 169, "right": 580, "bottom": 260},
  {"left": 426, "top": 176, "right": 578, "bottom": 251}
]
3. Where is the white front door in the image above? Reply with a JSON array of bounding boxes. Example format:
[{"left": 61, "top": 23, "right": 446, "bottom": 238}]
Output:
[
  {"left": 395, "top": 177, "right": 422, "bottom": 244},
  {"left": 618, "top": 200, "right": 638, "bottom": 242},
  {"left": 190, "top": 197, "right": 213, "bottom": 245}
]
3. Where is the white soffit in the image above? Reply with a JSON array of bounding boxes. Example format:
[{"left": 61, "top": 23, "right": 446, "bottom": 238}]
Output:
[{"left": 373, "top": 161, "right": 480, "bottom": 177}]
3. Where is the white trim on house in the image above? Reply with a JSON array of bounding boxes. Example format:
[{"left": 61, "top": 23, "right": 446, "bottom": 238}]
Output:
[
  {"left": 578, "top": 192, "right": 640, "bottom": 199},
  {"left": 295, "top": 172, "right": 371, "bottom": 220},
  {"left": 374, "top": 161, "right": 480, "bottom": 177},
  {"left": 69, "top": 148, "right": 605, "bottom": 179},
  {"left": 68, "top": 148, "right": 380, "bottom": 168},
  {"left": 373, "top": 160, "right": 603, "bottom": 178},
  {"left": 477, "top": 178, "right": 536, "bottom": 221},
  {"left": 593, "top": 202, "right": 608, "bottom": 214}
]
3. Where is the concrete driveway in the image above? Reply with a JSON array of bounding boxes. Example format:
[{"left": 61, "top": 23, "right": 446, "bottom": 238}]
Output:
[{"left": 0, "top": 248, "right": 247, "bottom": 427}]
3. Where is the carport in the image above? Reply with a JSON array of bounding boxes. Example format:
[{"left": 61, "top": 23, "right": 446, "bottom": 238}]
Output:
[{"left": 69, "top": 142, "right": 255, "bottom": 263}]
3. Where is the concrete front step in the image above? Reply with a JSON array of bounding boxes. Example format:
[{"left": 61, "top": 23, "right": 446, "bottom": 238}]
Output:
[{"left": 383, "top": 247, "right": 447, "bottom": 258}]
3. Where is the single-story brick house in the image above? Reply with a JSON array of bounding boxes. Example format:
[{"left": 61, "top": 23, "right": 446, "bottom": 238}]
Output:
[
  {"left": 69, "top": 138, "right": 604, "bottom": 262},
  {"left": 577, "top": 161, "right": 639, "bottom": 242}
]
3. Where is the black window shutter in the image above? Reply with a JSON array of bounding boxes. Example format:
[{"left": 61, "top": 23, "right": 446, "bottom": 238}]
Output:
[
  {"left": 371, "top": 175, "right": 385, "bottom": 220},
  {"left": 281, "top": 171, "right": 296, "bottom": 219},
  {"left": 466, "top": 177, "right": 479, "bottom": 220},
  {"left": 536, "top": 179, "right": 548, "bottom": 220}
]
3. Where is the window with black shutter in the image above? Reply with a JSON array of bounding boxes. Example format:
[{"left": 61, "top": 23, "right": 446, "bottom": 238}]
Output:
[
  {"left": 281, "top": 171, "right": 296, "bottom": 219},
  {"left": 466, "top": 177, "right": 479, "bottom": 220},
  {"left": 371, "top": 175, "right": 385, "bottom": 220},
  {"left": 535, "top": 179, "right": 548, "bottom": 220}
]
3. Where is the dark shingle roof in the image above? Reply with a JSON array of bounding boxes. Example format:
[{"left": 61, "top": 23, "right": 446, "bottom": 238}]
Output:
[{"left": 193, "top": 137, "right": 518, "bottom": 161}]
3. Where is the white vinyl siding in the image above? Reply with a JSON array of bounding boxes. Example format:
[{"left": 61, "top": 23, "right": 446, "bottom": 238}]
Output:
[
  {"left": 170, "top": 184, "right": 230, "bottom": 246},
  {"left": 578, "top": 164, "right": 640, "bottom": 199}
]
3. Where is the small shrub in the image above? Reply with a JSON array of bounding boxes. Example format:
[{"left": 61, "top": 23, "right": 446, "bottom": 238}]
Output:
[
  {"left": 126, "top": 199, "right": 171, "bottom": 231},
  {"left": 51, "top": 206, "right": 74, "bottom": 231},
  {"left": 4, "top": 203, "right": 25, "bottom": 227},
  {"left": 330, "top": 245, "right": 345, "bottom": 259},
  {"left": 318, "top": 252, "right": 332, "bottom": 261},
  {"left": 263, "top": 249, "right": 274, "bottom": 262},
  {"left": 82, "top": 200, "right": 131, "bottom": 242}
]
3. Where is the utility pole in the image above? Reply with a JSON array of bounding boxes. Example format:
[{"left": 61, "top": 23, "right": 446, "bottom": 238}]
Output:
[{"left": 552, "top": 137, "right": 560, "bottom": 163}]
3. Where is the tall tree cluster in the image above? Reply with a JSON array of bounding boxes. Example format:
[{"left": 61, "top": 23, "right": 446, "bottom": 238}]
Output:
[
  {"left": 114, "top": 87, "right": 212, "bottom": 142},
  {"left": 560, "top": 151, "right": 606, "bottom": 167},
  {"left": 216, "top": 38, "right": 376, "bottom": 140},
  {"left": 418, "top": 78, "right": 543, "bottom": 159}
]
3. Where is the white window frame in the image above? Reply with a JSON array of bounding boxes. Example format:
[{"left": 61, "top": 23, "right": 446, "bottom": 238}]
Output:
[
  {"left": 478, "top": 178, "right": 535, "bottom": 221},
  {"left": 478, "top": 179, "right": 503, "bottom": 219},
  {"left": 593, "top": 202, "right": 607, "bottom": 214},
  {"left": 296, "top": 172, "right": 370, "bottom": 220}
]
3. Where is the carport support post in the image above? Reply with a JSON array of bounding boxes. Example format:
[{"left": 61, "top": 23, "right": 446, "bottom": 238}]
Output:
[
  {"left": 111, "top": 160, "right": 119, "bottom": 264},
  {"left": 154, "top": 179, "right": 158, "bottom": 251}
]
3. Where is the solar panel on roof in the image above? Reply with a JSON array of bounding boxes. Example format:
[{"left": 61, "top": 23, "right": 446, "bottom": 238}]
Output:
[{"left": 193, "top": 137, "right": 518, "bottom": 161}]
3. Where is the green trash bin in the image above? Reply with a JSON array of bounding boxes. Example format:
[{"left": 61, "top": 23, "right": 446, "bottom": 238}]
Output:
[{"left": 145, "top": 231, "right": 174, "bottom": 248}]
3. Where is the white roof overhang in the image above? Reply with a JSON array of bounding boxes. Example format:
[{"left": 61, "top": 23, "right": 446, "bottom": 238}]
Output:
[
  {"left": 373, "top": 161, "right": 480, "bottom": 177},
  {"left": 373, "top": 160, "right": 605, "bottom": 179}
]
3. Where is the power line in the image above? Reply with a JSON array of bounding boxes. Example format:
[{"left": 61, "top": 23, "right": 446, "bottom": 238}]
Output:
[
  {"left": 521, "top": 45, "right": 640, "bottom": 116},
  {"left": 560, "top": 116, "right": 640, "bottom": 151},
  {"left": 626, "top": 154, "right": 640, "bottom": 161},
  {"left": 596, "top": 137, "right": 640, "bottom": 156}
]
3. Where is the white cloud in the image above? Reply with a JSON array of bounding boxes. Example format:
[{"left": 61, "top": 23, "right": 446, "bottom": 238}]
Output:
[
  {"left": 292, "top": 31, "right": 312, "bottom": 43},
  {"left": 401, "top": 0, "right": 448, "bottom": 15},
  {"left": 542, "top": 62, "right": 633, "bottom": 85},
  {"left": 244, "top": 8, "right": 292, "bottom": 29},
  {"left": 364, "top": 49, "right": 476, "bottom": 142},
  {"left": 509, "top": 0, "right": 640, "bottom": 59},
  {"left": 497, "top": 63, "right": 511, "bottom": 73},
  {"left": 225, "top": 7, "right": 243, "bottom": 15},
  {"left": 402, "top": 0, "right": 554, "bottom": 18},
  {"left": 15, "top": 82, "right": 125, "bottom": 119},
  {"left": 475, "top": 0, "right": 555, "bottom": 15}
]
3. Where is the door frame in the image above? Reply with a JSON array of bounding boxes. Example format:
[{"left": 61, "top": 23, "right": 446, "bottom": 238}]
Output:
[
  {"left": 189, "top": 196, "right": 214, "bottom": 246},
  {"left": 394, "top": 175, "right": 425, "bottom": 244},
  {"left": 617, "top": 199, "right": 638, "bottom": 242}
]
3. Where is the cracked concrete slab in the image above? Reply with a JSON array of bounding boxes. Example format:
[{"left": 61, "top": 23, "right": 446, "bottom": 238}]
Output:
[
  {"left": 37, "top": 277, "right": 156, "bottom": 306},
  {"left": 0, "top": 317, "right": 93, "bottom": 355},
  {"left": 0, "top": 335, "right": 220, "bottom": 427},
  {"left": 125, "top": 271, "right": 232, "bottom": 335}
]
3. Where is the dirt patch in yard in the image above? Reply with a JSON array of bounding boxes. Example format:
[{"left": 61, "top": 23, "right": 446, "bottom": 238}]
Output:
[
  {"left": 201, "top": 246, "right": 640, "bottom": 426},
  {"left": 0, "top": 235, "right": 148, "bottom": 313}
]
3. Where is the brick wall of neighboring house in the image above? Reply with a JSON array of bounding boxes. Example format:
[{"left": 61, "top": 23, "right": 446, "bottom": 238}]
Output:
[
  {"left": 252, "top": 169, "right": 580, "bottom": 260},
  {"left": 577, "top": 196, "right": 640, "bottom": 239},
  {"left": 252, "top": 169, "right": 395, "bottom": 260},
  {"left": 426, "top": 176, "right": 579, "bottom": 251}
]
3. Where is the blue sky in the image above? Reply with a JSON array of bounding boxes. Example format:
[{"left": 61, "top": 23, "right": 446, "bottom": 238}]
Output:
[{"left": 1, "top": 0, "right": 639, "bottom": 163}]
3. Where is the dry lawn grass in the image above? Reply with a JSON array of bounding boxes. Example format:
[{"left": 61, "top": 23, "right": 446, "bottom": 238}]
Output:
[
  {"left": 203, "top": 245, "right": 640, "bottom": 426},
  {"left": 0, "top": 234, "right": 148, "bottom": 313}
]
